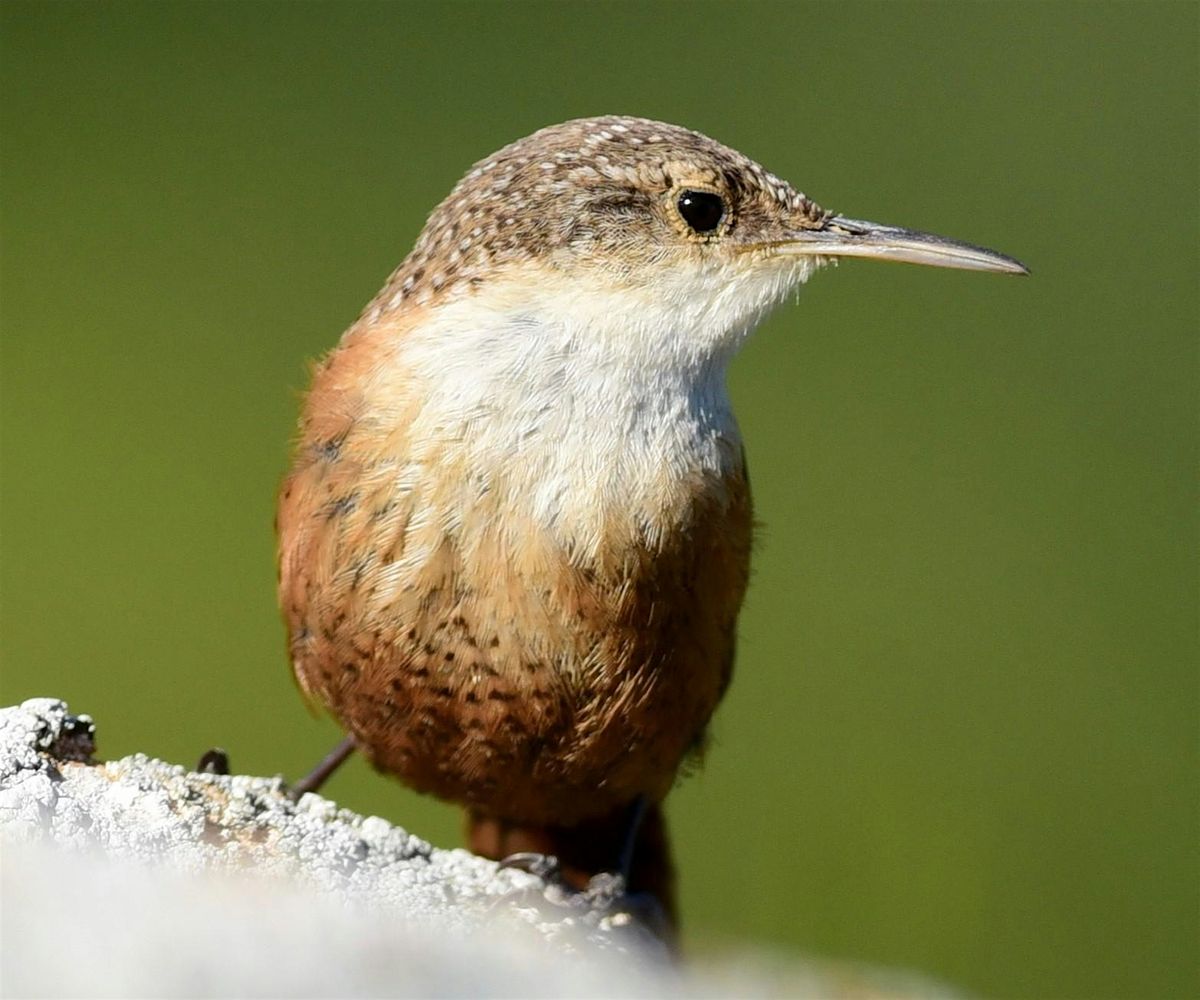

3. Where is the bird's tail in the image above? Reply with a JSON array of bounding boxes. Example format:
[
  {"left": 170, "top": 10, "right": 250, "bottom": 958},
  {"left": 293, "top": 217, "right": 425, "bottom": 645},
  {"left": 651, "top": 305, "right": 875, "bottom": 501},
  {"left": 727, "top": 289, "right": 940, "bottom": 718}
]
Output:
[{"left": 466, "top": 801, "right": 677, "bottom": 930}]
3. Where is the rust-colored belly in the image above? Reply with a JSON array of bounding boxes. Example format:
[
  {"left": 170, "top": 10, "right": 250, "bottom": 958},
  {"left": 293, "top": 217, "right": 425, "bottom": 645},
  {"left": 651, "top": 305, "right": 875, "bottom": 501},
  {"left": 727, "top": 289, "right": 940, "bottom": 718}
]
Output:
[{"left": 279, "top": 443, "right": 751, "bottom": 827}]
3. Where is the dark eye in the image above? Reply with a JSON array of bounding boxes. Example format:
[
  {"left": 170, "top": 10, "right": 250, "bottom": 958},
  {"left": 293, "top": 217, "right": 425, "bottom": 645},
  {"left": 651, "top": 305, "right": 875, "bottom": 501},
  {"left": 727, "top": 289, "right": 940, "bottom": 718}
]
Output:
[{"left": 676, "top": 190, "right": 725, "bottom": 234}]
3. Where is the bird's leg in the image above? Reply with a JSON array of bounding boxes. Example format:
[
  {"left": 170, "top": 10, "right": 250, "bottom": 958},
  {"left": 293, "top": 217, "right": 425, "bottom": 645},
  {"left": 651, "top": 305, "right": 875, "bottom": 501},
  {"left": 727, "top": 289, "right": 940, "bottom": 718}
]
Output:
[
  {"left": 288, "top": 734, "right": 357, "bottom": 800},
  {"left": 582, "top": 795, "right": 651, "bottom": 902},
  {"left": 585, "top": 797, "right": 675, "bottom": 947},
  {"left": 617, "top": 795, "right": 650, "bottom": 881},
  {"left": 579, "top": 795, "right": 650, "bottom": 902}
]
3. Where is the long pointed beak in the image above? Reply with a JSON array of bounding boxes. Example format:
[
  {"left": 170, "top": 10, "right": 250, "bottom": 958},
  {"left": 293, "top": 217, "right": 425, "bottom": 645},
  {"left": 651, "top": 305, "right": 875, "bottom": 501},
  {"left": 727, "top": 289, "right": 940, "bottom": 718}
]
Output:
[{"left": 775, "top": 216, "right": 1029, "bottom": 275}]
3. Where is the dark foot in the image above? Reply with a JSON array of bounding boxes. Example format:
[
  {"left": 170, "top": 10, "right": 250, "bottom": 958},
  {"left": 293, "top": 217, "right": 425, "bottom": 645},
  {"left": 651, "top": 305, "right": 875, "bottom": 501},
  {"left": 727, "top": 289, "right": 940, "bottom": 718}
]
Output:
[
  {"left": 616, "top": 796, "right": 650, "bottom": 879},
  {"left": 492, "top": 861, "right": 668, "bottom": 945},
  {"left": 196, "top": 748, "right": 230, "bottom": 775},
  {"left": 287, "top": 735, "right": 357, "bottom": 801}
]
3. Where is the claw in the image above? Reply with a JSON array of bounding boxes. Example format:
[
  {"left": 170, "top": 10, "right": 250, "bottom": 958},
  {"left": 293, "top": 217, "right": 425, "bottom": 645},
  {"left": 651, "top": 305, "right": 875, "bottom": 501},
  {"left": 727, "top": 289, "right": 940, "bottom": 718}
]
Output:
[{"left": 498, "top": 851, "right": 563, "bottom": 881}]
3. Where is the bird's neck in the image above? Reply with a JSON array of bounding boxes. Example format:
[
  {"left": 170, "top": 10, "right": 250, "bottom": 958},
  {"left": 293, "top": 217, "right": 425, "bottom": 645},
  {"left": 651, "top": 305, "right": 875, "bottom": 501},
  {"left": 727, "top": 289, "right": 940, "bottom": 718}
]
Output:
[{"left": 378, "top": 269, "right": 755, "bottom": 559}]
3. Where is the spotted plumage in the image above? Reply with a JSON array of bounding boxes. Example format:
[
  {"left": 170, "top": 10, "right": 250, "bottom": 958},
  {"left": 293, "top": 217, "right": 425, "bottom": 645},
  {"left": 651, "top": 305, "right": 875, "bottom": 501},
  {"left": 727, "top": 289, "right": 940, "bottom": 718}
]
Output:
[
  {"left": 277, "top": 115, "right": 1027, "bottom": 930},
  {"left": 362, "top": 116, "right": 830, "bottom": 316}
]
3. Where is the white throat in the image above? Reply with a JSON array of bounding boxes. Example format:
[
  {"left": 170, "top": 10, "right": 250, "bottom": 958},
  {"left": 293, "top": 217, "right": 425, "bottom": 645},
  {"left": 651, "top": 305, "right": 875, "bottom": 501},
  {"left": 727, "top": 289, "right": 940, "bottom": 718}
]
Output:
[{"left": 391, "top": 258, "right": 810, "bottom": 556}]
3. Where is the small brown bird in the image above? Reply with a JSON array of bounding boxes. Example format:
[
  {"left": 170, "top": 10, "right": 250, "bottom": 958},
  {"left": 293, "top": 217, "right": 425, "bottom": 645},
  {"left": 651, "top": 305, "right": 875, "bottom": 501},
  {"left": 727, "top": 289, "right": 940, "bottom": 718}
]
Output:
[{"left": 277, "top": 116, "right": 1026, "bottom": 927}]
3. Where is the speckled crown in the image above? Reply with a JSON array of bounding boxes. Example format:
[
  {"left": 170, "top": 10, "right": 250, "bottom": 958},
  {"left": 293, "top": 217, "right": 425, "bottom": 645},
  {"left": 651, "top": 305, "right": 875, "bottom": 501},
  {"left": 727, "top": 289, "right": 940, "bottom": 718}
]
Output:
[{"left": 367, "top": 116, "right": 829, "bottom": 313}]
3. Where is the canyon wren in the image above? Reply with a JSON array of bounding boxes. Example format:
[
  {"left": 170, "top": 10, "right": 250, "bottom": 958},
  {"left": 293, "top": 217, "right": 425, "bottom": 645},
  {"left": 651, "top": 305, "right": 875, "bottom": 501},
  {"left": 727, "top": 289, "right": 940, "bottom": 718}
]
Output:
[{"left": 277, "top": 116, "right": 1027, "bottom": 925}]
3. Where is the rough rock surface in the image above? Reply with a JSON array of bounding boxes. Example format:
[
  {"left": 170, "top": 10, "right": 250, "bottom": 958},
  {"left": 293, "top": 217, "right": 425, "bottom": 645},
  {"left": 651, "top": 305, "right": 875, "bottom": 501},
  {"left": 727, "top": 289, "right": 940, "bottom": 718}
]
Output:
[{"left": 0, "top": 698, "right": 958, "bottom": 998}]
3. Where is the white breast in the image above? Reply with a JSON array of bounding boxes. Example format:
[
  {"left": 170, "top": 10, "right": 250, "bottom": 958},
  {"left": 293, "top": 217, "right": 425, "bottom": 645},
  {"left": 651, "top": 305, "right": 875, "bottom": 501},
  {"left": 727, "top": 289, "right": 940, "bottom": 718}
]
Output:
[{"left": 380, "top": 256, "right": 809, "bottom": 558}]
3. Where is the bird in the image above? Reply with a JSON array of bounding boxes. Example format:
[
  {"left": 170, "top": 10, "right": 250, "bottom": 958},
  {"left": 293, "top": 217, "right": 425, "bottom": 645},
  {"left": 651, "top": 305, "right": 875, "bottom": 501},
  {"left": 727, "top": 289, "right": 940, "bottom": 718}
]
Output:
[{"left": 276, "top": 115, "right": 1027, "bottom": 931}]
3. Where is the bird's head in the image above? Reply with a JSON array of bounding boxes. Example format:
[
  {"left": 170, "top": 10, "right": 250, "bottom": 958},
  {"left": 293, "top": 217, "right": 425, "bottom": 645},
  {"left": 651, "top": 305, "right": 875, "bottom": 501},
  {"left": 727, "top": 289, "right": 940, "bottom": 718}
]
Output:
[{"left": 375, "top": 116, "right": 1026, "bottom": 369}]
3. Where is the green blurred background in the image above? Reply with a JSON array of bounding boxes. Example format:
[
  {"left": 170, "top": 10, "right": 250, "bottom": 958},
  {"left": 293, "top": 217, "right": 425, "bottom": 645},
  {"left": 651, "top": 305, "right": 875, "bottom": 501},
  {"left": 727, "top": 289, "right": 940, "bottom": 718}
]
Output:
[{"left": 2, "top": 2, "right": 1195, "bottom": 996}]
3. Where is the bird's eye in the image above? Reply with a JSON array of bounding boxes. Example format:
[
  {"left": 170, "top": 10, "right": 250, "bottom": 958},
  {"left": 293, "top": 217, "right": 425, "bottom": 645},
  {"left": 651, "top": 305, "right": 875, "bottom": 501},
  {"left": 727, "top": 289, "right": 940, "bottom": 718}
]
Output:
[{"left": 676, "top": 190, "right": 725, "bottom": 234}]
